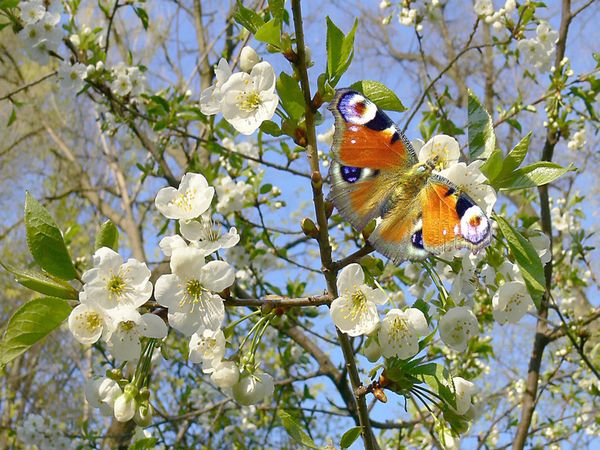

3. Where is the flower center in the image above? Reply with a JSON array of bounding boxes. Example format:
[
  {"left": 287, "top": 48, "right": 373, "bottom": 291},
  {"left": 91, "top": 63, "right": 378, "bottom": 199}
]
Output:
[
  {"left": 173, "top": 188, "right": 197, "bottom": 212},
  {"left": 186, "top": 279, "right": 205, "bottom": 300},
  {"left": 345, "top": 288, "right": 367, "bottom": 321},
  {"left": 201, "top": 220, "right": 221, "bottom": 242},
  {"left": 120, "top": 320, "right": 136, "bottom": 332},
  {"left": 238, "top": 90, "right": 262, "bottom": 112},
  {"left": 389, "top": 316, "right": 410, "bottom": 345},
  {"left": 107, "top": 275, "right": 126, "bottom": 298},
  {"left": 86, "top": 312, "right": 102, "bottom": 330}
]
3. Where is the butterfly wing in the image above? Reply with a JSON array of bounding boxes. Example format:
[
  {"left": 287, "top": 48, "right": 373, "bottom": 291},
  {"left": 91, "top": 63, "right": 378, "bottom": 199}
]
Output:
[
  {"left": 420, "top": 174, "right": 492, "bottom": 254},
  {"left": 328, "top": 89, "right": 417, "bottom": 229},
  {"left": 368, "top": 175, "right": 492, "bottom": 262}
]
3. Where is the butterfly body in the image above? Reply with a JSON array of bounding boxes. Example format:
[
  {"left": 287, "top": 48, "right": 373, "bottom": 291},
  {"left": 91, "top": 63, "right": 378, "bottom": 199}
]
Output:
[{"left": 328, "top": 89, "right": 492, "bottom": 263}]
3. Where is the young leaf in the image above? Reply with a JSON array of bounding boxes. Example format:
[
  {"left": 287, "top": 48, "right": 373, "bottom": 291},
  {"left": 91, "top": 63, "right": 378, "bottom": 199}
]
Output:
[
  {"left": 268, "top": 0, "right": 285, "bottom": 21},
  {"left": 234, "top": 0, "right": 264, "bottom": 34},
  {"left": 276, "top": 73, "right": 305, "bottom": 120},
  {"left": 326, "top": 17, "right": 345, "bottom": 79},
  {"left": 7, "top": 107, "right": 16, "bottom": 127},
  {"left": 340, "top": 427, "right": 362, "bottom": 449},
  {"left": 95, "top": 219, "right": 119, "bottom": 251},
  {"left": 260, "top": 120, "right": 282, "bottom": 136},
  {"left": 497, "top": 162, "right": 571, "bottom": 190},
  {"left": 133, "top": 7, "right": 149, "bottom": 30},
  {"left": 350, "top": 80, "right": 407, "bottom": 112},
  {"left": 278, "top": 410, "right": 319, "bottom": 449},
  {"left": 468, "top": 90, "right": 495, "bottom": 160},
  {"left": 500, "top": 132, "right": 532, "bottom": 176},
  {"left": 480, "top": 147, "right": 504, "bottom": 182},
  {"left": 1, "top": 264, "right": 79, "bottom": 299},
  {"left": 25, "top": 193, "right": 78, "bottom": 280},
  {"left": 255, "top": 18, "right": 282, "bottom": 48},
  {"left": 0, "top": 297, "right": 72, "bottom": 367},
  {"left": 495, "top": 216, "right": 545, "bottom": 307}
]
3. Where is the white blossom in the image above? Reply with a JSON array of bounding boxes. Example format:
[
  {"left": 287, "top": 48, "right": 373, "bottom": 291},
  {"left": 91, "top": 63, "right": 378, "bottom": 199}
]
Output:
[
  {"left": 180, "top": 218, "right": 240, "bottom": 254},
  {"left": 378, "top": 308, "right": 429, "bottom": 359},
  {"left": 215, "top": 176, "right": 253, "bottom": 215},
  {"left": 19, "top": 1, "right": 46, "bottom": 25},
  {"left": 104, "top": 308, "right": 168, "bottom": 361},
  {"left": 68, "top": 295, "right": 109, "bottom": 344},
  {"left": 567, "top": 128, "right": 586, "bottom": 151},
  {"left": 81, "top": 247, "right": 153, "bottom": 311},
  {"left": 232, "top": 372, "right": 274, "bottom": 405},
  {"left": 530, "top": 231, "right": 551, "bottom": 264},
  {"left": 219, "top": 61, "right": 279, "bottom": 135},
  {"left": 114, "top": 389, "right": 137, "bottom": 422},
  {"left": 439, "top": 306, "right": 479, "bottom": 351},
  {"left": 474, "top": 0, "right": 494, "bottom": 17},
  {"left": 363, "top": 335, "right": 382, "bottom": 362},
  {"left": 200, "top": 58, "right": 233, "bottom": 115},
  {"left": 189, "top": 328, "right": 226, "bottom": 369},
  {"left": 159, "top": 234, "right": 188, "bottom": 257},
  {"left": 155, "top": 172, "right": 215, "bottom": 220},
  {"left": 154, "top": 247, "right": 235, "bottom": 335},
  {"left": 492, "top": 281, "right": 534, "bottom": 324},
  {"left": 330, "top": 263, "right": 388, "bottom": 337},
  {"left": 418, "top": 134, "right": 460, "bottom": 169},
  {"left": 57, "top": 61, "right": 87, "bottom": 92}
]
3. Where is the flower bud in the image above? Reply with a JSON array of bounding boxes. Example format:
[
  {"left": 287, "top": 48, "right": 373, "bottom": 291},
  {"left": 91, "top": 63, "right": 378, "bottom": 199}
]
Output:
[
  {"left": 232, "top": 372, "right": 274, "bottom": 405},
  {"left": 301, "top": 217, "right": 319, "bottom": 239},
  {"left": 134, "top": 402, "right": 153, "bottom": 427},
  {"left": 240, "top": 46, "right": 260, "bottom": 72},
  {"left": 363, "top": 336, "right": 382, "bottom": 363},
  {"left": 114, "top": 392, "right": 137, "bottom": 422},
  {"left": 210, "top": 360, "right": 240, "bottom": 389}
]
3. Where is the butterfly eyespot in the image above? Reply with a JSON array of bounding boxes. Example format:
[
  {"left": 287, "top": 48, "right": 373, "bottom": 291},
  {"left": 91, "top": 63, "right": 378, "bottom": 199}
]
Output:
[
  {"left": 340, "top": 165, "right": 362, "bottom": 183},
  {"left": 460, "top": 206, "right": 490, "bottom": 244},
  {"left": 411, "top": 229, "right": 424, "bottom": 249}
]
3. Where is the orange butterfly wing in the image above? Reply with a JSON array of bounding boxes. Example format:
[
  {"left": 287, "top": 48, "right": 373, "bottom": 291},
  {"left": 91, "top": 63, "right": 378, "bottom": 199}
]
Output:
[{"left": 328, "top": 89, "right": 417, "bottom": 229}]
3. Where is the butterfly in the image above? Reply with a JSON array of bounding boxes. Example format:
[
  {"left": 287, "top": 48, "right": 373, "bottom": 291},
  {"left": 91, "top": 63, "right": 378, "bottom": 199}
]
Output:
[{"left": 327, "top": 89, "right": 492, "bottom": 263}]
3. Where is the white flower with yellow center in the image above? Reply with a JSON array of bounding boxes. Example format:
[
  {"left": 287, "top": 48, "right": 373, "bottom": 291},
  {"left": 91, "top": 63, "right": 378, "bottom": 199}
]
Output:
[
  {"left": 232, "top": 371, "right": 275, "bottom": 405},
  {"left": 103, "top": 308, "right": 168, "bottom": 361},
  {"left": 154, "top": 247, "right": 235, "bottom": 335},
  {"left": 219, "top": 61, "right": 279, "bottom": 135},
  {"left": 378, "top": 308, "right": 429, "bottom": 359},
  {"left": 155, "top": 172, "right": 215, "bottom": 220},
  {"left": 81, "top": 247, "right": 153, "bottom": 311},
  {"left": 418, "top": 134, "right": 460, "bottom": 170},
  {"left": 492, "top": 280, "right": 534, "bottom": 324},
  {"left": 438, "top": 306, "right": 479, "bottom": 351},
  {"left": 189, "top": 328, "right": 226, "bottom": 370},
  {"left": 330, "top": 263, "right": 387, "bottom": 337},
  {"left": 68, "top": 293, "right": 109, "bottom": 345},
  {"left": 180, "top": 218, "right": 240, "bottom": 255},
  {"left": 57, "top": 61, "right": 87, "bottom": 92},
  {"left": 19, "top": 1, "right": 46, "bottom": 25}
]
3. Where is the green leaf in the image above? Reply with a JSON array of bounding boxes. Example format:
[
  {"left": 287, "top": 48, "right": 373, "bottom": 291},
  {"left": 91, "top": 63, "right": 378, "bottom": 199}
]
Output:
[
  {"left": 234, "top": 0, "right": 264, "bottom": 34},
  {"left": 25, "top": 193, "right": 78, "bottom": 281},
  {"left": 468, "top": 90, "right": 495, "bottom": 160},
  {"left": 95, "top": 219, "right": 119, "bottom": 251},
  {"left": 260, "top": 120, "right": 282, "bottom": 136},
  {"left": 326, "top": 18, "right": 358, "bottom": 84},
  {"left": 133, "top": 7, "right": 149, "bottom": 30},
  {"left": 7, "top": 107, "right": 16, "bottom": 127},
  {"left": 495, "top": 216, "right": 545, "bottom": 307},
  {"left": 1, "top": 264, "right": 78, "bottom": 299},
  {"left": 268, "top": 0, "right": 285, "bottom": 21},
  {"left": 0, "top": 297, "right": 72, "bottom": 367},
  {"left": 260, "top": 183, "right": 273, "bottom": 195},
  {"left": 480, "top": 147, "right": 504, "bottom": 182},
  {"left": 350, "top": 80, "right": 407, "bottom": 112},
  {"left": 0, "top": 0, "right": 19, "bottom": 9},
  {"left": 278, "top": 410, "right": 319, "bottom": 449},
  {"left": 276, "top": 72, "right": 305, "bottom": 120},
  {"left": 340, "top": 427, "right": 362, "bottom": 449},
  {"left": 497, "top": 162, "right": 571, "bottom": 190},
  {"left": 255, "top": 18, "right": 282, "bottom": 48},
  {"left": 499, "top": 132, "right": 532, "bottom": 177}
]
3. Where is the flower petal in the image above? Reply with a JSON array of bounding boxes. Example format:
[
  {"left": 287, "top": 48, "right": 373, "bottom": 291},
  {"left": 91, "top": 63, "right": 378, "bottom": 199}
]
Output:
[{"left": 337, "top": 263, "right": 365, "bottom": 296}]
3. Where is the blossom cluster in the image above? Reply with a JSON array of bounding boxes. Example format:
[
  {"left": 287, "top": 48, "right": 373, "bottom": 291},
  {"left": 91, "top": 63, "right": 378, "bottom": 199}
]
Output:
[
  {"left": 517, "top": 22, "right": 559, "bottom": 72},
  {"left": 200, "top": 46, "right": 279, "bottom": 135},
  {"left": 473, "top": 0, "right": 516, "bottom": 31},
  {"left": 17, "top": 0, "right": 63, "bottom": 65}
]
